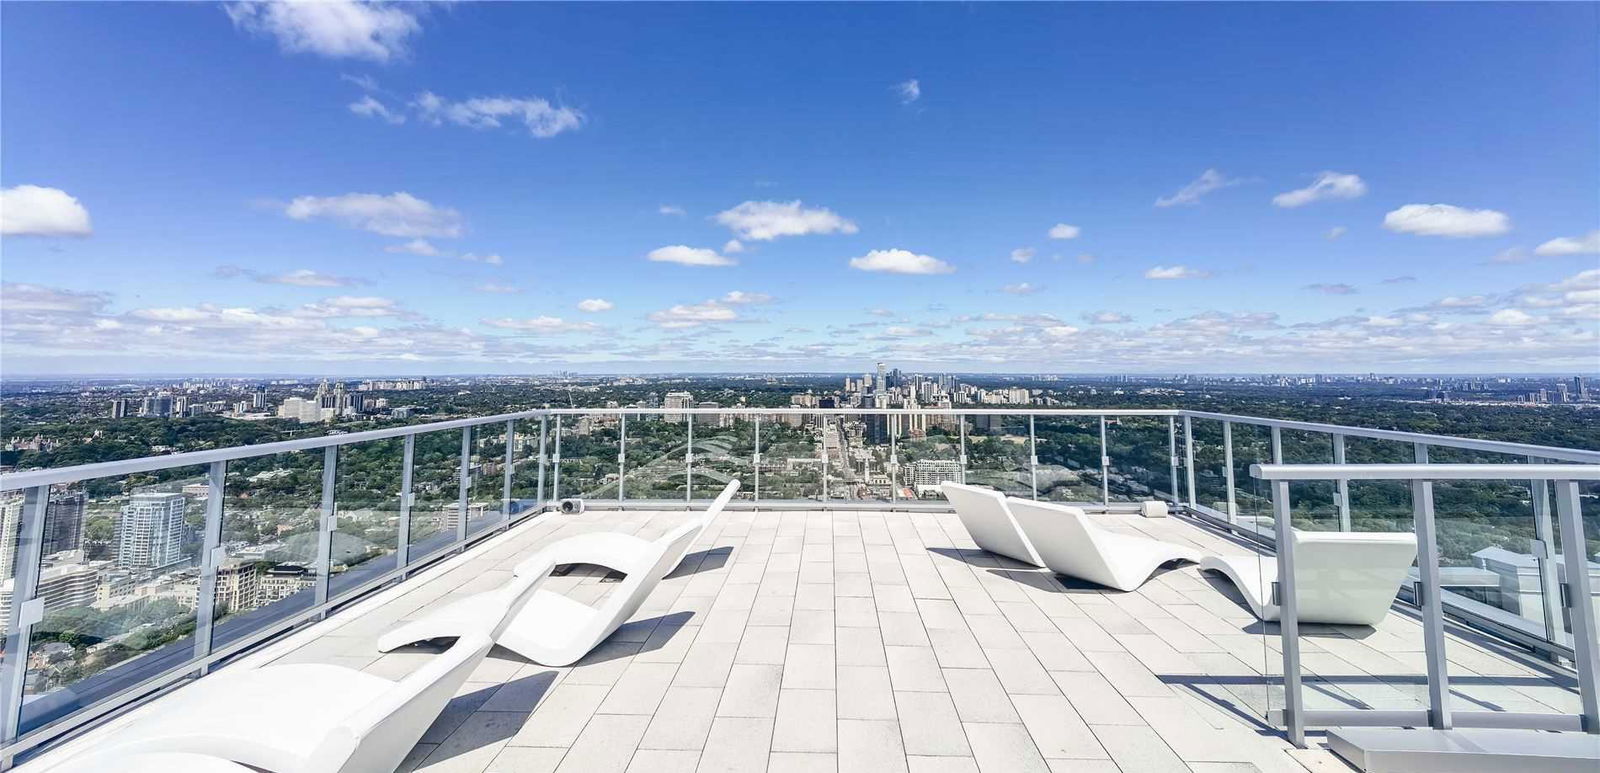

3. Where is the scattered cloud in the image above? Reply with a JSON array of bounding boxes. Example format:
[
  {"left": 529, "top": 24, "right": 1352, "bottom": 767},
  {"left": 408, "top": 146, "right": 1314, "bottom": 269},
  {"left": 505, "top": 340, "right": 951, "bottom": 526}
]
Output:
[
  {"left": 649, "top": 300, "right": 740, "bottom": 328},
  {"left": 1535, "top": 230, "right": 1600, "bottom": 256},
  {"left": 412, "top": 91, "right": 584, "bottom": 139},
  {"left": 481, "top": 315, "right": 597, "bottom": 333},
  {"left": 385, "top": 238, "right": 442, "bottom": 256},
  {"left": 1047, "top": 223, "right": 1081, "bottom": 240},
  {"left": 217, "top": 267, "right": 365, "bottom": 287},
  {"left": 293, "top": 295, "right": 408, "bottom": 319},
  {"left": 1144, "top": 265, "right": 1211, "bottom": 280},
  {"left": 1488, "top": 247, "right": 1530, "bottom": 264},
  {"left": 1433, "top": 295, "right": 1489, "bottom": 309},
  {"left": 473, "top": 281, "right": 521, "bottom": 294},
  {"left": 341, "top": 73, "right": 380, "bottom": 91},
  {"left": 225, "top": 0, "right": 423, "bottom": 63},
  {"left": 1009, "top": 247, "right": 1035, "bottom": 264},
  {"left": 1381, "top": 275, "right": 1417, "bottom": 284},
  {"left": 647, "top": 245, "right": 737, "bottom": 267},
  {"left": 1074, "top": 253, "right": 1096, "bottom": 265},
  {"left": 1325, "top": 226, "right": 1348, "bottom": 240},
  {"left": 658, "top": 205, "right": 686, "bottom": 216},
  {"left": 286, "top": 192, "right": 463, "bottom": 238},
  {"left": 895, "top": 79, "right": 921, "bottom": 104},
  {"left": 1001, "top": 282, "right": 1038, "bottom": 295},
  {"left": 882, "top": 325, "right": 931, "bottom": 338},
  {"left": 1305, "top": 283, "right": 1358, "bottom": 295},
  {"left": 457, "top": 252, "right": 503, "bottom": 265},
  {"left": 721, "top": 290, "right": 773, "bottom": 305},
  {"left": 577, "top": 298, "right": 614, "bottom": 312},
  {"left": 1487, "top": 308, "right": 1536, "bottom": 326},
  {"left": 1155, "top": 169, "right": 1242, "bottom": 207},
  {"left": 1083, "top": 311, "right": 1131, "bottom": 324},
  {"left": 848, "top": 249, "right": 955, "bottom": 275},
  {"left": 1, "top": 185, "right": 92, "bottom": 236},
  {"left": 867, "top": 308, "right": 894, "bottom": 317},
  {"left": 1383, "top": 204, "right": 1510, "bottom": 238},
  {"left": 714, "top": 200, "right": 858, "bottom": 241},
  {"left": 1272, "top": 171, "right": 1367, "bottom": 208},
  {"left": 348, "top": 94, "right": 405, "bottom": 124},
  {"left": 722, "top": 239, "right": 745, "bottom": 254}
]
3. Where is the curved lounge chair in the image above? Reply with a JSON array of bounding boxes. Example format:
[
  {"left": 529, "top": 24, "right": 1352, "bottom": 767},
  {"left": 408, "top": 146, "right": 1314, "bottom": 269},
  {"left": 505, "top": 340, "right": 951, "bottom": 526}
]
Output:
[
  {"left": 82, "top": 567, "right": 551, "bottom": 773},
  {"left": 940, "top": 482, "right": 1044, "bottom": 567},
  {"left": 1007, "top": 498, "right": 1204, "bottom": 591},
  {"left": 378, "top": 480, "right": 739, "bottom": 666},
  {"left": 46, "top": 752, "right": 256, "bottom": 772},
  {"left": 1200, "top": 530, "right": 1418, "bottom": 625}
]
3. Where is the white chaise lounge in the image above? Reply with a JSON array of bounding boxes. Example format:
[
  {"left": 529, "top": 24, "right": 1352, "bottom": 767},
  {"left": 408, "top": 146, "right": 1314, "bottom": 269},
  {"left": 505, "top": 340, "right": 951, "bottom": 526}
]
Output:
[
  {"left": 378, "top": 480, "right": 739, "bottom": 665},
  {"left": 72, "top": 564, "right": 551, "bottom": 773},
  {"left": 940, "top": 482, "right": 1044, "bottom": 567},
  {"left": 1200, "top": 530, "right": 1418, "bottom": 625},
  {"left": 1007, "top": 498, "right": 1204, "bottom": 591},
  {"left": 47, "top": 752, "right": 255, "bottom": 772}
]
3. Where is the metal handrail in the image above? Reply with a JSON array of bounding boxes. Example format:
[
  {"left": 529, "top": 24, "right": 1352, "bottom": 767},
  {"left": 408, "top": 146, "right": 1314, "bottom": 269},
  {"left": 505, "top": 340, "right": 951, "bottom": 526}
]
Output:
[{"left": 1252, "top": 463, "right": 1600, "bottom": 481}]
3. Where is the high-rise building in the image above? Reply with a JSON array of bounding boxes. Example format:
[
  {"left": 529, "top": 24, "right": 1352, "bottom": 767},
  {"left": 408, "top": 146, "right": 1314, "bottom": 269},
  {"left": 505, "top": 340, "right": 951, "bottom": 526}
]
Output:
[
  {"left": 139, "top": 393, "right": 174, "bottom": 417},
  {"left": 875, "top": 362, "right": 887, "bottom": 393},
  {"left": 116, "top": 492, "right": 187, "bottom": 570},
  {"left": 251, "top": 387, "right": 267, "bottom": 410},
  {"left": 664, "top": 391, "right": 694, "bottom": 423},
  {"left": 0, "top": 490, "right": 87, "bottom": 578},
  {"left": 109, "top": 399, "right": 129, "bottom": 418}
]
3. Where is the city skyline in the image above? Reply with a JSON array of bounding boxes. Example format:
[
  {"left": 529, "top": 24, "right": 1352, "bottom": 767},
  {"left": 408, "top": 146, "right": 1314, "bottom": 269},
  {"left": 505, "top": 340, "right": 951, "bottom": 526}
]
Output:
[{"left": 3, "top": 2, "right": 1598, "bottom": 375}]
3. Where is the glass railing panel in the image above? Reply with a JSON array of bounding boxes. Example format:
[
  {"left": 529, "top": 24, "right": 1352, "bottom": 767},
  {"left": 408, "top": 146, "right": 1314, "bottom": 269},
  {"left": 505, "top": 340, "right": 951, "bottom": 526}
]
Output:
[
  {"left": 757, "top": 414, "right": 823, "bottom": 502},
  {"left": 1190, "top": 418, "right": 1230, "bottom": 519},
  {"left": 622, "top": 414, "right": 687, "bottom": 501},
  {"left": 556, "top": 415, "right": 619, "bottom": 502},
  {"left": 1278, "top": 430, "right": 1339, "bottom": 531},
  {"left": 1034, "top": 415, "right": 1101, "bottom": 503},
  {"left": 17, "top": 468, "right": 206, "bottom": 734},
  {"left": 330, "top": 439, "right": 402, "bottom": 599},
  {"left": 212, "top": 452, "right": 323, "bottom": 650},
  {"left": 508, "top": 418, "right": 546, "bottom": 511},
  {"left": 408, "top": 430, "right": 462, "bottom": 562},
  {"left": 691, "top": 416, "right": 754, "bottom": 500},
  {"left": 1343, "top": 437, "right": 1415, "bottom": 533},
  {"left": 464, "top": 424, "right": 506, "bottom": 536},
  {"left": 964, "top": 414, "right": 1031, "bottom": 498},
  {"left": 827, "top": 414, "right": 892, "bottom": 503},
  {"left": 1551, "top": 478, "right": 1599, "bottom": 652},
  {"left": 895, "top": 419, "right": 963, "bottom": 502},
  {"left": 1105, "top": 416, "right": 1170, "bottom": 503},
  {"left": 1231, "top": 423, "right": 1273, "bottom": 536}
]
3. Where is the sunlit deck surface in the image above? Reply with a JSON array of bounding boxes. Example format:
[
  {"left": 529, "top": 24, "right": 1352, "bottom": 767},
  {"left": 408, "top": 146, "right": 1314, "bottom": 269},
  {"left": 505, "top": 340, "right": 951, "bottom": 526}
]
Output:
[{"left": 58, "top": 506, "right": 1584, "bottom": 772}]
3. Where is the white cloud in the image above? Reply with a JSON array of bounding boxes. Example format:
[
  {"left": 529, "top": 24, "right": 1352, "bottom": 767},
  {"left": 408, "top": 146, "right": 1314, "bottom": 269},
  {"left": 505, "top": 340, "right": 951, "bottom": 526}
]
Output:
[
  {"left": 384, "top": 238, "right": 441, "bottom": 256},
  {"left": 1272, "top": 171, "right": 1367, "bottom": 208},
  {"left": 1155, "top": 169, "right": 1242, "bottom": 207},
  {"left": 412, "top": 91, "right": 584, "bottom": 139},
  {"left": 1, "top": 185, "right": 92, "bottom": 236},
  {"left": 261, "top": 269, "right": 361, "bottom": 287},
  {"left": 723, "top": 239, "right": 745, "bottom": 254},
  {"left": 1488, "top": 308, "right": 1536, "bottom": 326},
  {"left": 349, "top": 94, "right": 405, "bottom": 124},
  {"left": 714, "top": 200, "right": 858, "bottom": 241},
  {"left": 647, "top": 245, "right": 736, "bottom": 267},
  {"left": 481, "top": 315, "right": 597, "bottom": 333},
  {"left": 1009, "top": 247, "right": 1035, "bottom": 264},
  {"left": 1305, "top": 283, "right": 1358, "bottom": 295},
  {"left": 721, "top": 291, "right": 773, "bottom": 305},
  {"left": 577, "top": 298, "right": 614, "bottom": 312},
  {"left": 867, "top": 308, "right": 894, "bottom": 317},
  {"left": 1534, "top": 230, "right": 1600, "bottom": 256},
  {"left": 895, "top": 79, "right": 921, "bottom": 104},
  {"left": 457, "top": 252, "right": 503, "bottom": 265},
  {"left": 649, "top": 301, "right": 739, "bottom": 328},
  {"left": 659, "top": 205, "right": 686, "bottom": 216},
  {"left": 1074, "top": 253, "right": 1096, "bottom": 265},
  {"left": 1433, "top": 295, "right": 1489, "bottom": 309},
  {"left": 848, "top": 249, "right": 955, "bottom": 275},
  {"left": 341, "top": 73, "right": 379, "bottom": 91},
  {"left": 473, "top": 281, "right": 521, "bottom": 294},
  {"left": 1325, "top": 226, "right": 1348, "bottom": 240},
  {"left": 1383, "top": 204, "right": 1510, "bottom": 238},
  {"left": 1488, "top": 247, "right": 1530, "bottom": 264},
  {"left": 1144, "top": 265, "right": 1211, "bottom": 280},
  {"left": 1083, "top": 311, "right": 1131, "bottom": 324},
  {"left": 1047, "top": 223, "right": 1080, "bottom": 240},
  {"left": 225, "top": 0, "right": 422, "bottom": 63},
  {"left": 882, "top": 325, "right": 931, "bottom": 338},
  {"left": 1043, "top": 325, "right": 1080, "bottom": 339},
  {"left": 0, "top": 283, "right": 108, "bottom": 313},
  {"left": 286, "top": 192, "right": 463, "bottom": 238},
  {"left": 1001, "top": 283, "right": 1038, "bottom": 295}
]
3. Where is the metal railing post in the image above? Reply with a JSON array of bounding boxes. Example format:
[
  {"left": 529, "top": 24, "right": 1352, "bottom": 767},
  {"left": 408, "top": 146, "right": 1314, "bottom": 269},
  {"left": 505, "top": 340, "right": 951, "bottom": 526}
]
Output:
[
  {"left": 1098, "top": 415, "right": 1110, "bottom": 506},
  {"left": 685, "top": 419, "right": 695, "bottom": 503},
  {"left": 617, "top": 415, "right": 627, "bottom": 504},
  {"left": 958, "top": 415, "right": 968, "bottom": 485},
  {"left": 455, "top": 429, "right": 471, "bottom": 544},
  {"left": 551, "top": 417, "right": 562, "bottom": 503},
  {"left": 1029, "top": 415, "right": 1039, "bottom": 501},
  {"left": 1272, "top": 478, "right": 1305, "bottom": 747},
  {"left": 1554, "top": 479, "right": 1600, "bottom": 733},
  {"left": 1412, "top": 443, "right": 1452, "bottom": 730},
  {"left": 501, "top": 420, "right": 515, "bottom": 529},
  {"left": 1, "top": 486, "right": 51, "bottom": 745},
  {"left": 1167, "top": 417, "right": 1180, "bottom": 506},
  {"left": 890, "top": 419, "right": 900, "bottom": 503},
  {"left": 753, "top": 416, "right": 762, "bottom": 505},
  {"left": 314, "top": 446, "right": 337, "bottom": 613},
  {"left": 1333, "top": 434, "right": 1352, "bottom": 531},
  {"left": 193, "top": 461, "right": 227, "bottom": 672},
  {"left": 1183, "top": 415, "right": 1196, "bottom": 508},
  {"left": 535, "top": 415, "right": 547, "bottom": 506},
  {"left": 819, "top": 415, "right": 829, "bottom": 501},
  {"left": 397, "top": 434, "right": 414, "bottom": 570},
  {"left": 1527, "top": 458, "right": 1565, "bottom": 652},
  {"left": 1223, "top": 421, "right": 1237, "bottom": 524}
]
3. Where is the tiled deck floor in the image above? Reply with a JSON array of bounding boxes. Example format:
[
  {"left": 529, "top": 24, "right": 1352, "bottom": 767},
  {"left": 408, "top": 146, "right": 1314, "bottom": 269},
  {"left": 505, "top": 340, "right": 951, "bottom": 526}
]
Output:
[{"left": 98, "top": 506, "right": 1590, "bottom": 772}]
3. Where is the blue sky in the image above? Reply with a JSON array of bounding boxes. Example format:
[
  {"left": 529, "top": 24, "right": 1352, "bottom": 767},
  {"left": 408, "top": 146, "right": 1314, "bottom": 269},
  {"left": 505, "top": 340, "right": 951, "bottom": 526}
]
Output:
[{"left": 2, "top": 1, "right": 1597, "bottom": 375}]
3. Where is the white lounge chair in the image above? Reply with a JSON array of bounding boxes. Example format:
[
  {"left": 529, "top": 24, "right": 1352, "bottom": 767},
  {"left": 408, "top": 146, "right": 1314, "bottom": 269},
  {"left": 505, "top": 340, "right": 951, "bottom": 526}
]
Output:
[
  {"left": 1007, "top": 498, "right": 1204, "bottom": 591},
  {"left": 80, "top": 566, "right": 551, "bottom": 773},
  {"left": 46, "top": 752, "right": 256, "bottom": 772},
  {"left": 1200, "top": 530, "right": 1418, "bottom": 625},
  {"left": 940, "top": 482, "right": 1044, "bottom": 567},
  {"left": 377, "top": 480, "right": 739, "bottom": 666}
]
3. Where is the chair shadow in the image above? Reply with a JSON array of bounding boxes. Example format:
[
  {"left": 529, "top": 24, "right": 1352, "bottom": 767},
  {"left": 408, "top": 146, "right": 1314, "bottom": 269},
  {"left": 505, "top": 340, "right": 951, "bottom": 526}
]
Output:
[
  {"left": 666, "top": 546, "right": 733, "bottom": 579},
  {"left": 414, "top": 670, "right": 559, "bottom": 766},
  {"left": 925, "top": 546, "right": 1039, "bottom": 571}
]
